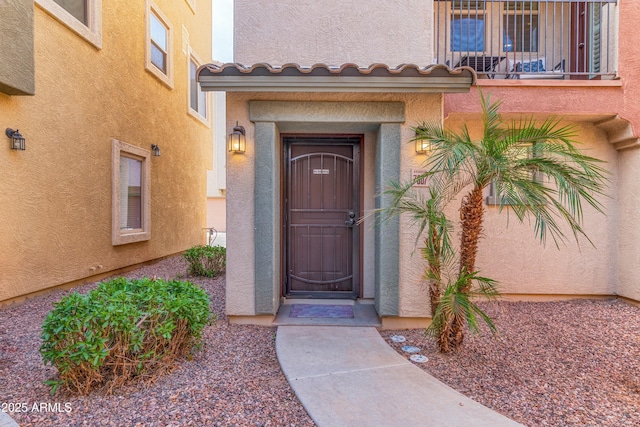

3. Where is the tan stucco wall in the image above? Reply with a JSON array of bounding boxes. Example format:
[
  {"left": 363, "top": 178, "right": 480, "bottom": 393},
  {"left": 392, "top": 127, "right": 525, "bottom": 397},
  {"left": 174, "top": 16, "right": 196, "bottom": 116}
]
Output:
[
  {"left": 225, "top": 90, "right": 620, "bottom": 319},
  {"left": 226, "top": 0, "right": 638, "bottom": 319},
  {"left": 225, "top": 91, "right": 441, "bottom": 318},
  {"left": 612, "top": 0, "right": 640, "bottom": 301},
  {"left": 443, "top": 0, "right": 640, "bottom": 302},
  {"left": 443, "top": 116, "right": 618, "bottom": 298},
  {"left": 234, "top": 0, "right": 433, "bottom": 67},
  {"left": 0, "top": 0, "right": 213, "bottom": 303}
]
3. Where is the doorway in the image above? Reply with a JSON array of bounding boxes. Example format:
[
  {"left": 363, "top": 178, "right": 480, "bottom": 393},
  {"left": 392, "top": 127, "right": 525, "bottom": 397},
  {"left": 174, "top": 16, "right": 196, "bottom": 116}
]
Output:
[{"left": 283, "top": 136, "right": 361, "bottom": 298}]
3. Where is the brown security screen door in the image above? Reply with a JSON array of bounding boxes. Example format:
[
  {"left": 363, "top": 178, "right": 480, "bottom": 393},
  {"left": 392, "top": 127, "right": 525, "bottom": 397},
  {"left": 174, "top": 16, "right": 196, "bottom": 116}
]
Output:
[{"left": 285, "top": 137, "right": 360, "bottom": 298}]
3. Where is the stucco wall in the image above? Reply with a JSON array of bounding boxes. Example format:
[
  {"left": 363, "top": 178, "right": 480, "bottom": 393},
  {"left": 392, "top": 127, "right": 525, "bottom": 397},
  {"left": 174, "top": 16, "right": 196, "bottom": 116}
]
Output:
[
  {"left": 443, "top": 0, "right": 640, "bottom": 301},
  {"left": 0, "top": 0, "right": 213, "bottom": 303},
  {"left": 613, "top": 0, "right": 640, "bottom": 301},
  {"left": 234, "top": 0, "right": 433, "bottom": 67},
  {"left": 225, "top": 90, "right": 620, "bottom": 319},
  {"left": 442, "top": 116, "right": 618, "bottom": 297},
  {"left": 225, "top": 91, "right": 440, "bottom": 319}
]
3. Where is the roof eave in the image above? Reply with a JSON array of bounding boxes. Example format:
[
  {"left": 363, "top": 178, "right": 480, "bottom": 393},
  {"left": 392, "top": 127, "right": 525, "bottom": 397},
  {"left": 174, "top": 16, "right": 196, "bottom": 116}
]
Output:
[
  {"left": 198, "top": 75, "right": 473, "bottom": 93},
  {"left": 196, "top": 63, "right": 476, "bottom": 93}
]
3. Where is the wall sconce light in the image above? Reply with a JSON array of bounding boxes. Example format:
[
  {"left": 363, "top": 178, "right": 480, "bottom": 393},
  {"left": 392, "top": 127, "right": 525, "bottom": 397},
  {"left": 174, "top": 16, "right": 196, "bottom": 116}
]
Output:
[
  {"left": 415, "top": 138, "right": 431, "bottom": 155},
  {"left": 5, "top": 128, "right": 25, "bottom": 151},
  {"left": 228, "top": 122, "right": 246, "bottom": 153},
  {"left": 151, "top": 144, "right": 161, "bottom": 157}
]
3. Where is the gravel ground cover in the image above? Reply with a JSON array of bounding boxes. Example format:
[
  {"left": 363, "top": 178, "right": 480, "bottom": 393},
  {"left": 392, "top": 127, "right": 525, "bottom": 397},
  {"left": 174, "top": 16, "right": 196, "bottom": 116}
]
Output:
[
  {"left": 381, "top": 299, "right": 640, "bottom": 427},
  {"left": 3, "top": 255, "right": 640, "bottom": 427},
  {"left": 0, "top": 256, "right": 314, "bottom": 427}
]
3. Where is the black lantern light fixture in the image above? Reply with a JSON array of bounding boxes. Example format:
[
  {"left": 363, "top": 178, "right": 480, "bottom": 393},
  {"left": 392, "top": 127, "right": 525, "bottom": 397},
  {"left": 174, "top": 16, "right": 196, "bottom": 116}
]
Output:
[
  {"left": 5, "top": 128, "right": 25, "bottom": 151},
  {"left": 151, "top": 144, "right": 161, "bottom": 156},
  {"left": 228, "top": 122, "right": 246, "bottom": 153}
]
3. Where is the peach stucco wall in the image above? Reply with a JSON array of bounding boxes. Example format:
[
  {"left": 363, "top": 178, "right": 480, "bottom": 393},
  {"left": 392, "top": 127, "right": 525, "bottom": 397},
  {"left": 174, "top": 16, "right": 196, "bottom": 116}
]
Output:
[
  {"left": 443, "top": 1, "right": 640, "bottom": 302},
  {"left": 234, "top": 0, "right": 434, "bottom": 67},
  {"left": 0, "top": 1, "right": 213, "bottom": 303},
  {"left": 224, "top": 90, "right": 618, "bottom": 319},
  {"left": 443, "top": 116, "right": 618, "bottom": 298},
  {"left": 226, "top": 1, "right": 638, "bottom": 321},
  {"left": 224, "top": 92, "right": 442, "bottom": 318}
]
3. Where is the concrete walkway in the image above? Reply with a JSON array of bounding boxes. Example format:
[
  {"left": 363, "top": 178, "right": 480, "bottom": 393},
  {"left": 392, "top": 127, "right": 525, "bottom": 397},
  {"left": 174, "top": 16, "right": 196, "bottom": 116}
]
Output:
[
  {"left": 0, "top": 412, "right": 19, "bottom": 427},
  {"left": 276, "top": 326, "right": 524, "bottom": 427}
]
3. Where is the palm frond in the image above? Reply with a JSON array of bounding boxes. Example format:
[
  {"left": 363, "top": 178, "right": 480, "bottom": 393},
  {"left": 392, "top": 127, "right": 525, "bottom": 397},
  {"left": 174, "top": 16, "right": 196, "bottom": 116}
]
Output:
[{"left": 426, "top": 269, "right": 499, "bottom": 340}]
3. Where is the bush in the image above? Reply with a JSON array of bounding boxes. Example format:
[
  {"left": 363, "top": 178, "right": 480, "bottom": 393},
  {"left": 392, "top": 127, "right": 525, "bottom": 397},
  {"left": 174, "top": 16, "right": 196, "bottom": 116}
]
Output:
[
  {"left": 40, "top": 277, "right": 212, "bottom": 395},
  {"left": 183, "top": 245, "right": 226, "bottom": 277}
]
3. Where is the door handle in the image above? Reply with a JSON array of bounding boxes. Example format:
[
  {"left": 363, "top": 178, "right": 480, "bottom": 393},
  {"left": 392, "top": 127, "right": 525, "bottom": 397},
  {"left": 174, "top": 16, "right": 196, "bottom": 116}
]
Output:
[{"left": 345, "top": 211, "right": 356, "bottom": 227}]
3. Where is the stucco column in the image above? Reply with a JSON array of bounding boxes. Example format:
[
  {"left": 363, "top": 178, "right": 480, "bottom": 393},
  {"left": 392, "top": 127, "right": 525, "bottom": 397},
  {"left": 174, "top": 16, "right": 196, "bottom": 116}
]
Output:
[
  {"left": 253, "top": 121, "right": 280, "bottom": 314},
  {"left": 375, "top": 123, "right": 401, "bottom": 316}
]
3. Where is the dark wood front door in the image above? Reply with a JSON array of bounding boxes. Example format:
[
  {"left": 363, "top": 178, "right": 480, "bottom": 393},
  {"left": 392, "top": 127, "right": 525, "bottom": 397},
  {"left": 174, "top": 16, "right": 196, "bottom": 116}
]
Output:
[{"left": 284, "top": 137, "right": 360, "bottom": 298}]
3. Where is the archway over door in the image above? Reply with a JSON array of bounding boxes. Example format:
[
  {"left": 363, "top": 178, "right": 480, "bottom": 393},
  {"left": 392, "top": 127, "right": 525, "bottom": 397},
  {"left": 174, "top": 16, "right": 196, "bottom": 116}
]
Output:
[{"left": 249, "top": 101, "right": 405, "bottom": 317}]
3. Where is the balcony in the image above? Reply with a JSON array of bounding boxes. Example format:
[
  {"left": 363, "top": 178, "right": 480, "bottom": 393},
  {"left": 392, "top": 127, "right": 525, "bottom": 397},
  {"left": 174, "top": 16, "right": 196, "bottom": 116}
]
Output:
[{"left": 434, "top": 0, "right": 618, "bottom": 80}]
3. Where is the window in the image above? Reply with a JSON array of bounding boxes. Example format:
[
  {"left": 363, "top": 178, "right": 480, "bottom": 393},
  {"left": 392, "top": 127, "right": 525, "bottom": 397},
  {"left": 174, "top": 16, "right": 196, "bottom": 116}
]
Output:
[
  {"left": 150, "top": 13, "right": 168, "bottom": 72},
  {"left": 35, "top": 0, "right": 102, "bottom": 48},
  {"left": 145, "top": 1, "right": 174, "bottom": 87},
  {"left": 112, "top": 139, "right": 151, "bottom": 245},
  {"left": 503, "top": 1, "right": 539, "bottom": 53},
  {"left": 188, "top": 50, "right": 209, "bottom": 124},
  {"left": 451, "top": 1, "right": 486, "bottom": 52},
  {"left": 486, "top": 142, "right": 541, "bottom": 205},
  {"left": 53, "top": 0, "right": 87, "bottom": 25}
]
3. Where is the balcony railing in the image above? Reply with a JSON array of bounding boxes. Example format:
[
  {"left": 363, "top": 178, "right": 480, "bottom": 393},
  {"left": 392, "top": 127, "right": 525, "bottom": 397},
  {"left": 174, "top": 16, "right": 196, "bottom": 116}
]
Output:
[{"left": 434, "top": 0, "right": 618, "bottom": 80}]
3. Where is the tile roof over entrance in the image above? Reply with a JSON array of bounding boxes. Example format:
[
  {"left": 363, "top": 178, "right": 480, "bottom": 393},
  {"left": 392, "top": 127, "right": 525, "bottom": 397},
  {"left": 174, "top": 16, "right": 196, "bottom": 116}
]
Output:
[{"left": 197, "top": 63, "right": 475, "bottom": 93}]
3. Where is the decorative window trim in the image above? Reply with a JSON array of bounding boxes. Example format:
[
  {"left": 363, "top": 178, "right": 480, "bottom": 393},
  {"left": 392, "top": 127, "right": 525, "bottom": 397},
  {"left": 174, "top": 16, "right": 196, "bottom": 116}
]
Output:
[
  {"left": 112, "top": 139, "right": 151, "bottom": 245},
  {"left": 187, "top": 47, "right": 210, "bottom": 126},
  {"left": 145, "top": 0, "right": 174, "bottom": 88},
  {"left": 35, "top": 0, "right": 102, "bottom": 49}
]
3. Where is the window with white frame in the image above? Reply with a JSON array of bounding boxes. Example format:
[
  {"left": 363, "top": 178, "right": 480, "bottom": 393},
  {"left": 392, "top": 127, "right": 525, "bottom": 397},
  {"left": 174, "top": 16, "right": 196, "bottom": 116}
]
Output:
[
  {"left": 35, "top": 0, "right": 102, "bottom": 48},
  {"left": 188, "top": 51, "right": 209, "bottom": 124},
  {"left": 146, "top": 1, "right": 174, "bottom": 87},
  {"left": 503, "top": 1, "right": 539, "bottom": 53},
  {"left": 112, "top": 139, "right": 151, "bottom": 245}
]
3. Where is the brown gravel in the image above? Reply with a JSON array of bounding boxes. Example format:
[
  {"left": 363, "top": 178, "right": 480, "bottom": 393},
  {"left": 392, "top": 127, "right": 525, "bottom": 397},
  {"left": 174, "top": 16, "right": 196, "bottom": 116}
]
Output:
[
  {"left": 0, "top": 255, "right": 314, "bottom": 427},
  {"left": 381, "top": 299, "right": 640, "bottom": 427},
  {"left": 3, "top": 256, "right": 640, "bottom": 427}
]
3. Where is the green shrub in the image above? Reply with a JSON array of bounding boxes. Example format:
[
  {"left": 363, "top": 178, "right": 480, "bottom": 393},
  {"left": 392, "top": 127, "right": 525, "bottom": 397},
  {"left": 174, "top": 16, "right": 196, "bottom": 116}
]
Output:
[
  {"left": 40, "top": 277, "right": 212, "bottom": 395},
  {"left": 183, "top": 245, "right": 226, "bottom": 277}
]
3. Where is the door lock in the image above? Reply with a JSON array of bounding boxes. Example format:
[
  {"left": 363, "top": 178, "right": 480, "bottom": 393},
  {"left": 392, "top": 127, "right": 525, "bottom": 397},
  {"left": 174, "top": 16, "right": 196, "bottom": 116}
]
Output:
[{"left": 345, "top": 211, "right": 356, "bottom": 226}]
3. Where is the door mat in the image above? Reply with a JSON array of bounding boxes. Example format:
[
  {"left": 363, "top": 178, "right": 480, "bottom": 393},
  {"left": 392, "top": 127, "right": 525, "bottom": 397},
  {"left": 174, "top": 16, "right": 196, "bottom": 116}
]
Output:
[{"left": 289, "top": 304, "right": 354, "bottom": 318}]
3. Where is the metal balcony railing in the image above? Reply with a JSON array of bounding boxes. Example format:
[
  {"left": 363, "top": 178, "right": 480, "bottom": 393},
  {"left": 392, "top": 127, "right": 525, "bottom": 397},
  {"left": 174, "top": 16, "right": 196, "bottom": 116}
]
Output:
[{"left": 434, "top": 0, "right": 618, "bottom": 80}]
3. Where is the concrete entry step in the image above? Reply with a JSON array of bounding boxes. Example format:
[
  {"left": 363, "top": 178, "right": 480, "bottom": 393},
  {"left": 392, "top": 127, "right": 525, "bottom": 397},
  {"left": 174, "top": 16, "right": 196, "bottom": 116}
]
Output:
[{"left": 274, "top": 302, "right": 381, "bottom": 327}]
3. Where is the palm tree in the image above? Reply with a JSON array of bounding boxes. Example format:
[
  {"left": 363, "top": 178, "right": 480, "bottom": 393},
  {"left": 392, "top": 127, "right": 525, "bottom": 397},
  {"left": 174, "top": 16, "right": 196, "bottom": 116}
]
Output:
[
  {"left": 383, "top": 184, "right": 454, "bottom": 316},
  {"left": 386, "top": 92, "right": 608, "bottom": 352}
]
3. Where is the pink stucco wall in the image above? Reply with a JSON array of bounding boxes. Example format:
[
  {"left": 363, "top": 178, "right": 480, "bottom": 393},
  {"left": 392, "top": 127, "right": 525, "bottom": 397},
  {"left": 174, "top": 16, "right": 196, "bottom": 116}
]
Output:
[
  {"left": 444, "top": 2, "right": 640, "bottom": 301},
  {"left": 229, "top": 1, "right": 640, "bottom": 318}
]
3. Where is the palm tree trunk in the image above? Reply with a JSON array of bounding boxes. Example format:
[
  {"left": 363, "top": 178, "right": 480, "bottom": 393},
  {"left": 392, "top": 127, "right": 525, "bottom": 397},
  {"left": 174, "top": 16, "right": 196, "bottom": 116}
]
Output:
[
  {"left": 427, "top": 224, "right": 442, "bottom": 318},
  {"left": 459, "top": 186, "right": 484, "bottom": 280},
  {"left": 446, "top": 186, "right": 484, "bottom": 351}
]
